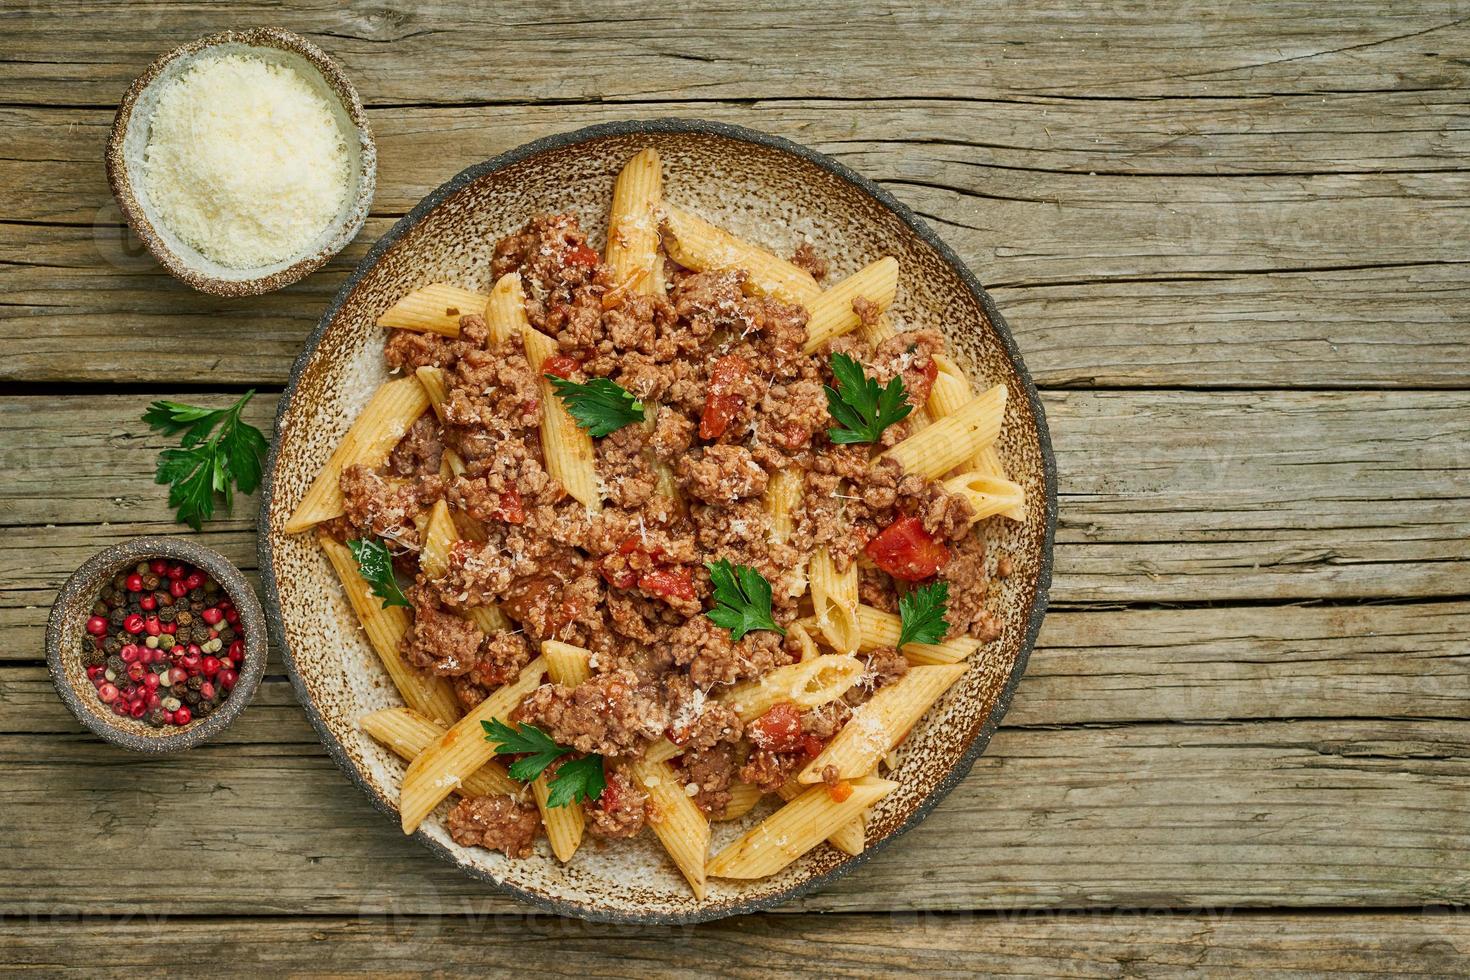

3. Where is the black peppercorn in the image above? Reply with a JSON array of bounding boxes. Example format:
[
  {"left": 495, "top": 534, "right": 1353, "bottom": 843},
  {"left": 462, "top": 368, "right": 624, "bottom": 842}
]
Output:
[
  {"left": 106, "top": 655, "right": 126, "bottom": 675},
  {"left": 147, "top": 709, "right": 166, "bottom": 727},
  {"left": 187, "top": 675, "right": 203, "bottom": 690},
  {"left": 191, "top": 625, "right": 210, "bottom": 645},
  {"left": 189, "top": 588, "right": 205, "bottom": 602},
  {"left": 170, "top": 683, "right": 187, "bottom": 699},
  {"left": 219, "top": 628, "right": 236, "bottom": 644},
  {"left": 102, "top": 636, "right": 123, "bottom": 655},
  {"left": 183, "top": 690, "right": 200, "bottom": 706},
  {"left": 108, "top": 607, "right": 126, "bottom": 625},
  {"left": 141, "top": 573, "right": 161, "bottom": 591},
  {"left": 83, "top": 647, "right": 106, "bottom": 668},
  {"left": 175, "top": 611, "right": 193, "bottom": 627}
]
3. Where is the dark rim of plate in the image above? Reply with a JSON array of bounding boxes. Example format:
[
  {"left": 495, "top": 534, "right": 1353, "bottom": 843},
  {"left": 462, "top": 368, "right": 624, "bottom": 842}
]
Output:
[{"left": 257, "top": 117, "right": 1058, "bottom": 924}]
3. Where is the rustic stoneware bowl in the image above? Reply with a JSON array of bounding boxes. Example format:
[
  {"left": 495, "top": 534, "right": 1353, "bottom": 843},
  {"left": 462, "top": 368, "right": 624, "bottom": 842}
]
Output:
[
  {"left": 105, "top": 27, "right": 376, "bottom": 297},
  {"left": 259, "top": 119, "right": 1056, "bottom": 923},
  {"left": 46, "top": 537, "right": 267, "bottom": 752}
]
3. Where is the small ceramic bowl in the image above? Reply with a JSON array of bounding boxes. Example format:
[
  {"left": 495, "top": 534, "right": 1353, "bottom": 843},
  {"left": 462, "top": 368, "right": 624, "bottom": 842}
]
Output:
[
  {"left": 104, "top": 27, "right": 377, "bottom": 297},
  {"left": 46, "top": 537, "right": 267, "bottom": 752}
]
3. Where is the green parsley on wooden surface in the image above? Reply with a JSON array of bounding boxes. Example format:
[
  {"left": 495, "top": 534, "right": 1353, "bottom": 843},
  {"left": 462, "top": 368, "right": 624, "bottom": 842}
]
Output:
[
  {"left": 824, "top": 352, "right": 913, "bottom": 445},
  {"left": 482, "top": 719, "right": 606, "bottom": 807},
  {"left": 546, "top": 375, "right": 645, "bottom": 437},
  {"left": 142, "top": 390, "right": 268, "bottom": 530},
  {"left": 897, "top": 581, "right": 950, "bottom": 647},
  {"left": 346, "top": 537, "right": 410, "bottom": 609},
  {"left": 705, "top": 558, "right": 785, "bottom": 641}
]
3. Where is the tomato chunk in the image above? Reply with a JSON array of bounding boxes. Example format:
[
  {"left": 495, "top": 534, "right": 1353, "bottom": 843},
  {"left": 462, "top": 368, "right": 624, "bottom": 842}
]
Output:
[
  {"left": 541, "top": 354, "right": 580, "bottom": 379},
  {"left": 700, "top": 354, "right": 750, "bottom": 440},
  {"left": 638, "top": 566, "right": 695, "bottom": 603},
  {"left": 827, "top": 780, "right": 854, "bottom": 803},
  {"left": 864, "top": 515, "right": 949, "bottom": 581},
  {"left": 748, "top": 702, "right": 805, "bottom": 753},
  {"left": 492, "top": 488, "right": 526, "bottom": 525},
  {"left": 564, "top": 242, "right": 600, "bottom": 267}
]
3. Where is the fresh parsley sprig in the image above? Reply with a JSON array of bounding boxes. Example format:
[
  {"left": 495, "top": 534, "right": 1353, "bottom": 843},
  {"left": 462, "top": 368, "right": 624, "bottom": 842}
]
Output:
[
  {"left": 897, "top": 581, "right": 950, "bottom": 648},
  {"left": 143, "top": 391, "right": 268, "bottom": 530},
  {"left": 705, "top": 559, "right": 785, "bottom": 641},
  {"left": 347, "top": 537, "right": 410, "bottom": 609},
  {"left": 482, "top": 719, "right": 606, "bottom": 807},
  {"left": 824, "top": 352, "right": 912, "bottom": 445},
  {"left": 546, "top": 375, "right": 645, "bottom": 437}
]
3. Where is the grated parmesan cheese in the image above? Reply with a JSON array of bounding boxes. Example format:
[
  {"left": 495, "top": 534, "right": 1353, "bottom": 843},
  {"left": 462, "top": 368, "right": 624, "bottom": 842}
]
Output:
[{"left": 141, "top": 53, "right": 352, "bottom": 269}]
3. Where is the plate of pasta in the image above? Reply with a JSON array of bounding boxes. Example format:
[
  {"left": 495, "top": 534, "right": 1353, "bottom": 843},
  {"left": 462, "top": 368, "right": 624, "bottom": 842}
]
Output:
[{"left": 260, "top": 119, "right": 1055, "bottom": 922}]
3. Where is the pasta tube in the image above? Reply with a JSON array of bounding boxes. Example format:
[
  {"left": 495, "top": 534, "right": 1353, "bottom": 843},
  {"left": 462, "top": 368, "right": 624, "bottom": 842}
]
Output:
[
  {"left": 855, "top": 604, "right": 982, "bottom": 666},
  {"left": 286, "top": 376, "right": 430, "bottom": 532},
  {"left": 879, "top": 385, "right": 1006, "bottom": 481},
  {"left": 630, "top": 758, "right": 710, "bottom": 899},
  {"left": 941, "top": 471, "right": 1027, "bottom": 524},
  {"left": 319, "top": 533, "right": 460, "bottom": 727},
  {"left": 796, "top": 664, "right": 967, "bottom": 783},
  {"left": 707, "top": 776, "right": 897, "bottom": 879},
  {"left": 777, "top": 778, "right": 864, "bottom": 856},
  {"left": 929, "top": 355, "right": 1023, "bottom": 520},
  {"left": 810, "top": 547, "right": 860, "bottom": 655},
  {"left": 723, "top": 653, "right": 864, "bottom": 723},
  {"left": 802, "top": 257, "right": 899, "bottom": 354},
  {"left": 717, "top": 781, "right": 764, "bottom": 821},
  {"left": 661, "top": 205, "right": 820, "bottom": 307},
  {"left": 376, "top": 282, "right": 488, "bottom": 336},
  {"left": 399, "top": 656, "right": 547, "bottom": 833},
  {"left": 359, "top": 707, "right": 518, "bottom": 797},
  {"left": 605, "top": 148, "right": 666, "bottom": 298}
]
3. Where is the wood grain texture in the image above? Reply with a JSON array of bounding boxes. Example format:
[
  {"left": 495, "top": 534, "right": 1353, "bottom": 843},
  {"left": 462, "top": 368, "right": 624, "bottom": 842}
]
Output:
[
  {"left": 1, "top": 716, "right": 1466, "bottom": 916},
  {"left": 3, "top": 912, "right": 1468, "bottom": 976},
  {"left": 2, "top": 2, "right": 1467, "bottom": 105}
]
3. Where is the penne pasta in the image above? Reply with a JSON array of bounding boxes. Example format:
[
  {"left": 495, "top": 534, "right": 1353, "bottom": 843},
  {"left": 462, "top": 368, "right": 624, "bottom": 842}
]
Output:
[
  {"left": 777, "top": 778, "right": 864, "bottom": 856},
  {"left": 420, "top": 500, "right": 511, "bottom": 633},
  {"left": 605, "top": 147, "right": 666, "bottom": 298},
  {"left": 399, "top": 657, "right": 547, "bottom": 834},
  {"left": 377, "top": 282, "right": 488, "bottom": 336},
  {"left": 661, "top": 204, "right": 821, "bottom": 307},
  {"left": 717, "top": 781, "right": 764, "bottom": 821},
  {"left": 802, "top": 257, "right": 899, "bottom": 354},
  {"left": 855, "top": 604, "right": 982, "bottom": 666},
  {"left": 787, "top": 619, "right": 821, "bottom": 663},
  {"left": 532, "top": 771, "right": 585, "bottom": 863},
  {"left": 880, "top": 385, "right": 1006, "bottom": 482},
  {"left": 763, "top": 469, "right": 803, "bottom": 546},
  {"left": 707, "top": 776, "right": 897, "bottom": 879},
  {"left": 723, "top": 653, "right": 864, "bottom": 723},
  {"left": 319, "top": 533, "right": 460, "bottom": 727},
  {"left": 796, "top": 664, "right": 967, "bottom": 783},
  {"left": 286, "top": 376, "right": 430, "bottom": 533},
  {"left": 489, "top": 272, "right": 602, "bottom": 512},
  {"left": 542, "top": 640, "right": 592, "bottom": 686},
  {"left": 941, "top": 470, "right": 1027, "bottom": 524},
  {"left": 415, "top": 365, "right": 451, "bottom": 422},
  {"left": 810, "top": 547, "right": 860, "bottom": 655},
  {"left": 359, "top": 707, "right": 518, "bottom": 797},
  {"left": 630, "top": 758, "right": 710, "bottom": 899},
  {"left": 929, "top": 354, "right": 1024, "bottom": 520}
]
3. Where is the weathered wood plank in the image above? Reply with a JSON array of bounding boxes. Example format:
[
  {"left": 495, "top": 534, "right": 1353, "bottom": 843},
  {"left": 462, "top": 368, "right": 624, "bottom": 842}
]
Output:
[
  {"left": 0, "top": 719, "right": 1465, "bottom": 915},
  {"left": 3, "top": 912, "right": 1468, "bottom": 977},
  {"left": 3, "top": 100, "right": 1466, "bottom": 388},
  {"left": 4, "top": 391, "right": 1466, "bottom": 603},
  {"left": 2, "top": 2, "right": 1466, "bottom": 105},
  {"left": 9, "top": 600, "right": 1470, "bottom": 725}
]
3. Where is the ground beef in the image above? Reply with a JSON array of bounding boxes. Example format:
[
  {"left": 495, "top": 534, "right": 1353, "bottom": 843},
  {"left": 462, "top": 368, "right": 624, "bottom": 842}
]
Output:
[
  {"left": 648, "top": 408, "right": 694, "bottom": 462},
  {"left": 452, "top": 675, "right": 490, "bottom": 711},
  {"left": 443, "top": 337, "right": 541, "bottom": 437},
  {"left": 670, "top": 615, "right": 790, "bottom": 689},
  {"left": 681, "top": 741, "right": 738, "bottom": 816},
  {"left": 672, "top": 268, "right": 754, "bottom": 340},
  {"left": 802, "top": 699, "right": 853, "bottom": 740},
  {"left": 491, "top": 213, "right": 600, "bottom": 328},
  {"left": 597, "top": 425, "right": 659, "bottom": 508},
  {"left": 738, "top": 748, "right": 805, "bottom": 793},
  {"left": 859, "top": 564, "right": 899, "bottom": 613},
  {"left": 586, "top": 766, "right": 648, "bottom": 839},
  {"left": 384, "top": 329, "right": 456, "bottom": 373},
  {"left": 751, "top": 377, "right": 829, "bottom": 460},
  {"left": 748, "top": 298, "right": 810, "bottom": 379},
  {"left": 400, "top": 584, "right": 485, "bottom": 677},
  {"left": 388, "top": 415, "right": 444, "bottom": 478},
  {"left": 790, "top": 241, "right": 829, "bottom": 281},
  {"left": 996, "top": 554, "right": 1013, "bottom": 579},
  {"left": 871, "top": 328, "right": 944, "bottom": 410},
  {"left": 940, "top": 534, "right": 998, "bottom": 639},
  {"left": 676, "top": 445, "right": 768, "bottom": 504},
  {"left": 472, "top": 630, "right": 534, "bottom": 688},
  {"left": 852, "top": 295, "right": 881, "bottom": 331},
  {"left": 446, "top": 795, "right": 540, "bottom": 858},
  {"left": 339, "top": 465, "right": 442, "bottom": 547},
  {"left": 664, "top": 673, "right": 743, "bottom": 750},
  {"left": 514, "top": 669, "right": 668, "bottom": 757},
  {"left": 849, "top": 646, "right": 909, "bottom": 703}
]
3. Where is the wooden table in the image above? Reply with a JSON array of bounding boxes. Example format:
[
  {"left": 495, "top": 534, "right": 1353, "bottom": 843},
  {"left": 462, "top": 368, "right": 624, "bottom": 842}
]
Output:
[{"left": 4, "top": 2, "right": 1468, "bottom": 974}]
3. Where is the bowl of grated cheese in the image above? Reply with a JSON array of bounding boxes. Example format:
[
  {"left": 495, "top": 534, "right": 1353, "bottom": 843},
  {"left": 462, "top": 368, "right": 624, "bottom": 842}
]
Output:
[{"left": 106, "top": 27, "right": 376, "bottom": 297}]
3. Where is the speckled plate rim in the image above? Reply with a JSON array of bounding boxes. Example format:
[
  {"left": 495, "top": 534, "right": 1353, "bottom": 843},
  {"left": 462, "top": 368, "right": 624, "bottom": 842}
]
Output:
[
  {"left": 258, "top": 117, "right": 1057, "bottom": 924},
  {"left": 104, "top": 26, "right": 377, "bottom": 297}
]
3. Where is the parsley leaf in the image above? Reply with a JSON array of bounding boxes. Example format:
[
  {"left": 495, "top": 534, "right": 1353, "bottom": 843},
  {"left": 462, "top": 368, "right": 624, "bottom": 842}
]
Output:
[
  {"left": 346, "top": 537, "right": 410, "bottom": 609},
  {"left": 482, "top": 720, "right": 606, "bottom": 807},
  {"left": 546, "top": 375, "right": 645, "bottom": 437},
  {"left": 824, "top": 352, "right": 913, "bottom": 445},
  {"left": 546, "top": 754, "right": 607, "bottom": 808},
  {"left": 705, "top": 558, "right": 785, "bottom": 641},
  {"left": 143, "top": 391, "right": 268, "bottom": 530},
  {"left": 897, "top": 581, "right": 950, "bottom": 647}
]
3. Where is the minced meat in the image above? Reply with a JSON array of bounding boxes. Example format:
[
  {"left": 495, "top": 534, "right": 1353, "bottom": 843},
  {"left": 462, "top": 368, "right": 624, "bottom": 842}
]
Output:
[{"left": 447, "top": 795, "right": 540, "bottom": 858}]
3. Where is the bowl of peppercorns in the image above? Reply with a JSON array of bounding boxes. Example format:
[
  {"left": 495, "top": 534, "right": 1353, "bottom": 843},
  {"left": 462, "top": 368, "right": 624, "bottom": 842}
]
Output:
[{"left": 46, "top": 536, "right": 266, "bottom": 752}]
